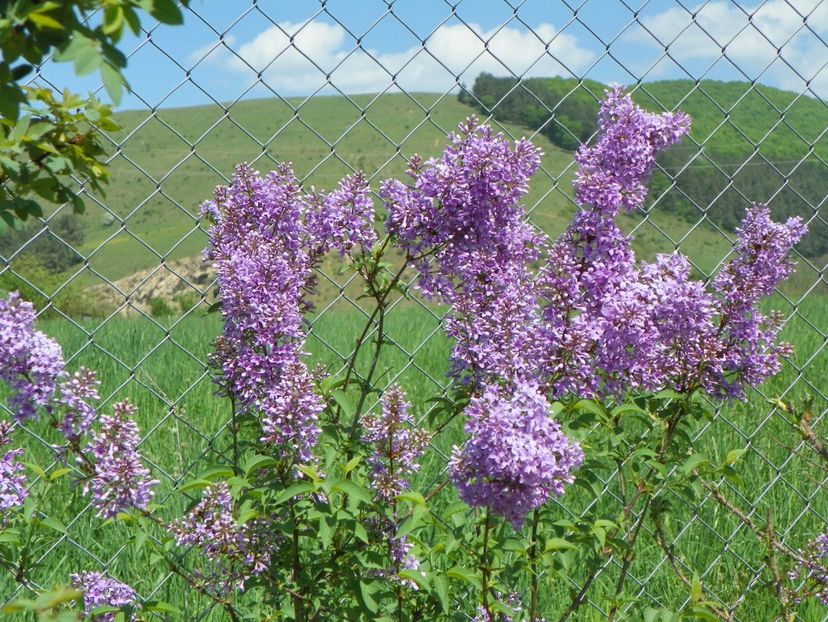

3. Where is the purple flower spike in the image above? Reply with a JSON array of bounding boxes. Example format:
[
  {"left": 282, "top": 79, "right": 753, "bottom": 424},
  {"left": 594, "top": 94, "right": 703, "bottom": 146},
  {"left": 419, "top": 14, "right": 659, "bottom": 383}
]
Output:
[
  {"left": 362, "top": 385, "right": 430, "bottom": 502},
  {"left": 0, "top": 422, "right": 26, "bottom": 518},
  {"left": 84, "top": 401, "right": 157, "bottom": 519},
  {"left": 450, "top": 383, "right": 583, "bottom": 529},
  {"left": 70, "top": 571, "right": 137, "bottom": 622}
]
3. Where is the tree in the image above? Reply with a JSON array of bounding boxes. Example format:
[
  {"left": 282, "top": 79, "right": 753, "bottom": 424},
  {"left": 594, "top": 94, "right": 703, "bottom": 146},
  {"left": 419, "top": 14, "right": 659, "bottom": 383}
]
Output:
[{"left": 0, "top": 0, "right": 189, "bottom": 225}]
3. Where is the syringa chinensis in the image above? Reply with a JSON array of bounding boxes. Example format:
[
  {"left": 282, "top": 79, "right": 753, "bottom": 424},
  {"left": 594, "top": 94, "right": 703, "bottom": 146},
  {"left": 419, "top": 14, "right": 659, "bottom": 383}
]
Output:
[{"left": 0, "top": 86, "right": 819, "bottom": 621}]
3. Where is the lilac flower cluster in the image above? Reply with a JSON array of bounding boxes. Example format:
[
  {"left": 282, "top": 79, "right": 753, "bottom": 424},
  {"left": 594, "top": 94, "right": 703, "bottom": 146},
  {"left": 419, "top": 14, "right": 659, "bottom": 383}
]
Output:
[
  {"left": 450, "top": 383, "right": 583, "bottom": 528},
  {"left": 790, "top": 532, "right": 828, "bottom": 606},
  {"left": 0, "top": 422, "right": 26, "bottom": 517},
  {"left": 419, "top": 90, "right": 804, "bottom": 404},
  {"left": 170, "top": 482, "right": 270, "bottom": 592},
  {"left": 203, "top": 163, "right": 376, "bottom": 462},
  {"left": 84, "top": 401, "right": 157, "bottom": 519},
  {"left": 0, "top": 292, "right": 64, "bottom": 421},
  {"left": 362, "top": 386, "right": 430, "bottom": 578},
  {"left": 710, "top": 205, "right": 808, "bottom": 397},
  {"left": 382, "top": 117, "right": 542, "bottom": 299},
  {"left": 382, "top": 117, "right": 544, "bottom": 382},
  {"left": 362, "top": 385, "right": 430, "bottom": 502},
  {"left": 0, "top": 291, "right": 156, "bottom": 518},
  {"left": 70, "top": 571, "right": 137, "bottom": 622}
]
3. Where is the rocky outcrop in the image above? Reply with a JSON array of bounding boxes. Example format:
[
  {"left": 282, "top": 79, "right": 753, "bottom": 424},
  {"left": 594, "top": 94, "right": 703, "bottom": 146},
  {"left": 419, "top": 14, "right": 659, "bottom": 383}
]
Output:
[{"left": 90, "top": 256, "right": 214, "bottom": 316}]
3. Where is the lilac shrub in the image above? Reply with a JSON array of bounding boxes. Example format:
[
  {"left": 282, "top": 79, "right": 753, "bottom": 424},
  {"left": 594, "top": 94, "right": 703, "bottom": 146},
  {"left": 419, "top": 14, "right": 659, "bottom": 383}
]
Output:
[{"left": 0, "top": 85, "right": 814, "bottom": 621}]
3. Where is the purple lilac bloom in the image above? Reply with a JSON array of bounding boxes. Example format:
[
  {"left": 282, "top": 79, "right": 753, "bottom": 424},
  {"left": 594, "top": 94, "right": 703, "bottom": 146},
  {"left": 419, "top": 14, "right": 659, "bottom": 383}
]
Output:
[
  {"left": 0, "top": 421, "right": 26, "bottom": 518},
  {"left": 450, "top": 383, "right": 583, "bottom": 529},
  {"left": 382, "top": 117, "right": 545, "bottom": 383},
  {"left": 789, "top": 532, "right": 828, "bottom": 606},
  {"left": 70, "top": 571, "right": 137, "bottom": 622},
  {"left": 0, "top": 292, "right": 100, "bottom": 435},
  {"left": 362, "top": 385, "right": 430, "bottom": 502},
  {"left": 58, "top": 368, "right": 100, "bottom": 441},
  {"left": 536, "top": 87, "right": 691, "bottom": 397},
  {"left": 84, "top": 401, "right": 157, "bottom": 519},
  {"left": 0, "top": 292, "right": 64, "bottom": 421},
  {"left": 709, "top": 205, "right": 807, "bottom": 398},
  {"left": 202, "top": 163, "right": 340, "bottom": 462},
  {"left": 362, "top": 386, "right": 430, "bottom": 580},
  {"left": 306, "top": 171, "right": 378, "bottom": 256},
  {"left": 382, "top": 116, "right": 543, "bottom": 301},
  {"left": 170, "top": 482, "right": 270, "bottom": 592}
]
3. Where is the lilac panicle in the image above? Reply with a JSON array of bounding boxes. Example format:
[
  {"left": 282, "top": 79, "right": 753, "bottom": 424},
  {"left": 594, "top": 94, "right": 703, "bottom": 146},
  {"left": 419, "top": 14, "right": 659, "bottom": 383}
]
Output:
[
  {"left": 0, "top": 422, "right": 26, "bottom": 517},
  {"left": 84, "top": 400, "right": 157, "bottom": 519},
  {"left": 306, "top": 171, "right": 378, "bottom": 256},
  {"left": 710, "top": 205, "right": 807, "bottom": 398},
  {"left": 450, "top": 383, "right": 583, "bottom": 529},
  {"left": 383, "top": 116, "right": 543, "bottom": 300},
  {"left": 200, "top": 160, "right": 377, "bottom": 462},
  {"left": 0, "top": 292, "right": 100, "bottom": 436},
  {"left": 170, "top": 481, "right": 270, "bottom": 592},
  {"left": 0, "top": 292, "right": 64, "bottom": 421},
  {"left": 58, "top": 368, "right": 101, "bottom": 440},
  {"left": 789, "top": 532, "right": 828, "bottom": 606},
  {"left": 70, "top": 571, "right": 137, "bottom": 622},
  {"left": 383, "top": 117, "right": 545, "bottom": 384},
  {"left": 573, "top": 85, "right": 690, "bottom": 216},
  {"left": 362, "top": 384, "right": 430, "bottom": 502},
  {"left": 202, "top": 163, "right": 327, "bottom": 462}
]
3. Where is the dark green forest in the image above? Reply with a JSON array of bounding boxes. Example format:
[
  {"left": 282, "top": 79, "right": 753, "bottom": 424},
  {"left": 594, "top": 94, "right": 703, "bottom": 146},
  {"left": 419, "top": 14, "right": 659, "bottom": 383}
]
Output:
[{"left": 460, "top": 75, "right": 827, "bottom": 258}]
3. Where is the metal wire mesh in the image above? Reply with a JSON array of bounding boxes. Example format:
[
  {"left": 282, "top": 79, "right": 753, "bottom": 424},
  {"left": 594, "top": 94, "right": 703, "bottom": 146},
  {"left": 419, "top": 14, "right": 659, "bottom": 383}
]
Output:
[{"left": 1, "top": 1, "right": 827, "bottom": 620}]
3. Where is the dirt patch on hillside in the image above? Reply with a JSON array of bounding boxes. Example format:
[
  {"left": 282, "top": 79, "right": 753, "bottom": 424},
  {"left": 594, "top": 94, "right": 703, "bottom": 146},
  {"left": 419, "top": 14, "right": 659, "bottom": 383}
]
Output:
[{"left": 90, "top": 256, "right": 214, "bottom": 316}]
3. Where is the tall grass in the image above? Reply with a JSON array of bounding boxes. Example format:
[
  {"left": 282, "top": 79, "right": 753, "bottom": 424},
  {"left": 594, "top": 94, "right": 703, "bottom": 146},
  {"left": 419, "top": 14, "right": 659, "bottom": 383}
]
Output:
[{"left": 1, "top": 294, "right": 825, "bottom": 620}]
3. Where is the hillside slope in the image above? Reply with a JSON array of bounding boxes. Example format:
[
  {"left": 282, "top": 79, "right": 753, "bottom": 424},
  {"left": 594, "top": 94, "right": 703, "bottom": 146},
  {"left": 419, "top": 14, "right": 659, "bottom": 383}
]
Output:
[{"left": 4, "top": 90, "right": 818, "bottom": 299}]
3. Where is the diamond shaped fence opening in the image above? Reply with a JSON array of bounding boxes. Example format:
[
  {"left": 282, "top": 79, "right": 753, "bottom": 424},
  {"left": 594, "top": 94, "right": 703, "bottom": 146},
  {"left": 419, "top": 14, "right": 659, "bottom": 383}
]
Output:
[{"left": 1, "top": 1, "right": 826, "bottom": 620}]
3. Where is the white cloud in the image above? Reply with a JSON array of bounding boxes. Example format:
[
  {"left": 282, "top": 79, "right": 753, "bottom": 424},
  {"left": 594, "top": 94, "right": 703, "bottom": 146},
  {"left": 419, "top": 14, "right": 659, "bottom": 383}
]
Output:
[
  {"left": 625, "top": 0, "right": 828, "bottom": 96},
  {"left": 202, "top": 19, "right": 594, "bottom": 95}
]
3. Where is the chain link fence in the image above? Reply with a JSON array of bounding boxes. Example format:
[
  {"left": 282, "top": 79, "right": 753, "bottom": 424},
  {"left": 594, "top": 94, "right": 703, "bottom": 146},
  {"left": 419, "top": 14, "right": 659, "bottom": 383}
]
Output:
[{"left": 1, "top": 1, "right": 827, "bottom": 619}]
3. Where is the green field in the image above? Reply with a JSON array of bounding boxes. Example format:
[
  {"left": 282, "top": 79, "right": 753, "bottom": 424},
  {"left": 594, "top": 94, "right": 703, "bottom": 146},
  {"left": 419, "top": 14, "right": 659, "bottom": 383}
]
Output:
[
  {"left": 10, "top": 91, "right": 808, "bottom": 288},
  {"left": 1, "top": 288, "right": 825, "bottom": 619}
]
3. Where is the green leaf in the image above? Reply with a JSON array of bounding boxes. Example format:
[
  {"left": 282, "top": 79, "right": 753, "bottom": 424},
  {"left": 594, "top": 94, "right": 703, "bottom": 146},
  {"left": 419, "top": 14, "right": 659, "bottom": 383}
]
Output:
[
  {"left": 102, "top": 6, "right": 125, "bottom": 35},
  {"left": 242, "top": 454, "right": 279, "bottom": 477},
  {"left": 74, "top": 45, "right": 102, "bottom": 76},
  {"left": 139, "top": 0, "right": 184, "bottom": 25},
  {"left": 49, "top": 467, "right": 72, "bottom": 481},
  {"left": 0, "top": 529, "right": 21, "bottom": 544},
  {"left": 447, "top": 565, "right": 482, "bottom": 589},
  {"left": 724, "top": 448, "right": 747, "bottom": 466},
  {"left": 433, "top": 573, "right": 450, "bottom": 612},
  {"left": 691, "top": 573, "right": 703, "bottom": 603},
  {"left": 28, "top": 12, "right": 64, "bottom": 30},
  {"left": 101, "top": 63, "right": 125, "bottom": 106},
  {"left": 396, "top": 504, "right": 428, "bottom": 538},
  {"left": 680, "top": 453, "right": 709, "bottom": 475},
  {"left": 144, "top": 600, "right": 183, "bottom": 614},
  {"left": 38, "top": 517, "right": 67, "bottom": 534},
  {"left": 329, "top": 479, "right": 373, "bottom": 506},
  {"left": 359, "top": 580, "right": 378, "bottom": 613},
  {"left": 274, "top": 481, "right": 316, "bottom": 505},
  {"left": 331, "top": 389, "right": 355, "bottom": 418},
  {"left": 545, "top": 537, "right": 577, "bottom": 552}
]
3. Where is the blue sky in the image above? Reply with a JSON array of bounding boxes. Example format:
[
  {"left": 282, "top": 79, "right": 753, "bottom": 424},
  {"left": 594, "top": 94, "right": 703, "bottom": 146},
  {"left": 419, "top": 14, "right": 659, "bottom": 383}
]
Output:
[{"left": 34, "top": 0, "right": 828, "bottom": 111}]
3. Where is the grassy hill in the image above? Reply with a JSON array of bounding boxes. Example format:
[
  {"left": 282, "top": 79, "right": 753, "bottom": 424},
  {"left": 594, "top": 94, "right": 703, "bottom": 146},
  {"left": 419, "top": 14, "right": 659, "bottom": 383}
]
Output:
[{"left": 2, "top": 89, "right": 822, "bottom": 301}]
